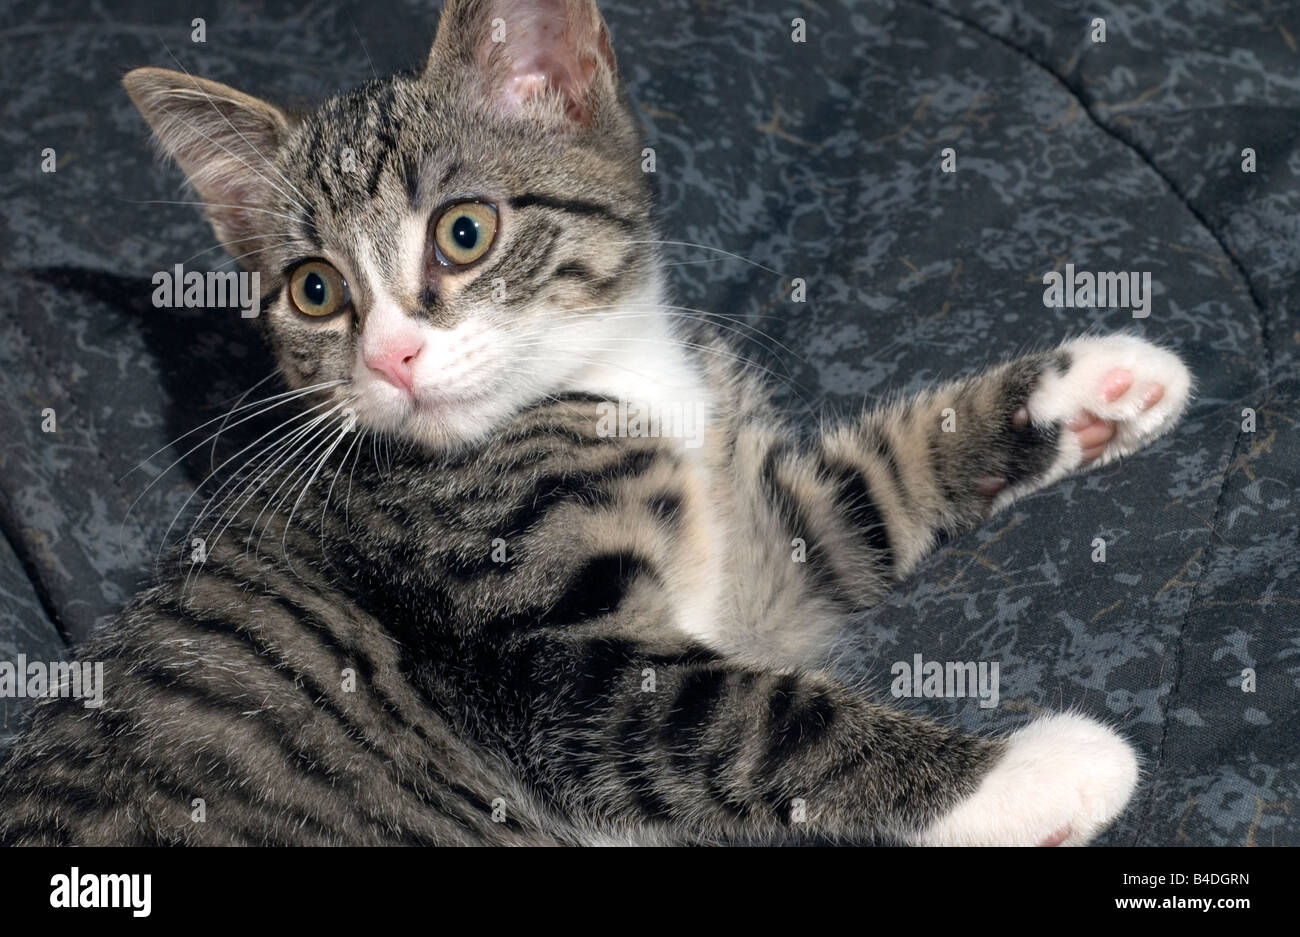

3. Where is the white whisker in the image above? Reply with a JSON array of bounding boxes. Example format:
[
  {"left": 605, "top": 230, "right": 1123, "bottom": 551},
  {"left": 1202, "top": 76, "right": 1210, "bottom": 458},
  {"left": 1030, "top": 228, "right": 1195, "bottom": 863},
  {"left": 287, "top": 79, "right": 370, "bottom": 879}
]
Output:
[
  {"left": 616, "top": 239, "right": 790, "bottom": 279},
  {"left": 161, "top": 395, "right": 346, "bottom": 570}
]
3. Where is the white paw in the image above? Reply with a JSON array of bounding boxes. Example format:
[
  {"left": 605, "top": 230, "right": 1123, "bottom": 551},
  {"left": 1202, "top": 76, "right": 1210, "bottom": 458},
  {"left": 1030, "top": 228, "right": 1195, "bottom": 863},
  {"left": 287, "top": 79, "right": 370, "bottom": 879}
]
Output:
[
  {"left": 1026, "top": 334, "right": 1193, "bottom": 469},
  {"left": 918, "top": 712, "right": 1140, "bottom": 846}
]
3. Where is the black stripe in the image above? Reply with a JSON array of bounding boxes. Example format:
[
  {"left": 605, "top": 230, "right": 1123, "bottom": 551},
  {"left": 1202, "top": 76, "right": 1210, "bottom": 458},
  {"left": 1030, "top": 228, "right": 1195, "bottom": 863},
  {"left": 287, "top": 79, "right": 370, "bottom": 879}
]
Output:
[
  {"left": 259, "top": 285, "right": 283, "bottom": 316},
  {"left": 763, "top": 679, "right": 835, "bottom": 767},
  {"left": 438, "top": 161, "right": 460, "bottom": 192},
  {"left": 585, "top": 271, "right": 628, "bottom": 304},
  {"left": 867, "top": 425, "right": 908, "bottom": 508},
  {"left": 500, "top": 418, "right": 615, "bottom": 448},
  {"left": 299, "top": 205, "right": 320, "bottom": 248},
  {"left": 569, "top": 638, "right": 640, "bottom": 707},
  {"left": 318, "top": 174, "right": 338, "bottom": 215},
  {"left": 761, "top": 443, "right": 841, "bottom": 597},
  {"left": 372, "top": 84, "right": 397, "bottom": 130},
  {"left": 1, "top": 819, "right": 70, "bottom": 846},
  {"left": 509, "top": 193, "right": 635, "bottom": 231},
  {"left": 760, "top": 442, "right": 796, "bottom": 522},
  {"left": 819, "top": 455, "right": 896, "bottom": 570},
  {"left": 554, "top": 261, "right": 594, "bottom": 281},
  {"left": 515, "top": 227, "right": 562, "bottom": 285},
  {"left": 305, "top": 132, "right": 338, "bottom": 214},
  {"left": 536, "top": 551, "right": 653, "bottom": 626},
  {"left": 514, "top": 637, "right": 632, "bottom": 791},
  {"left": 401, "top": 153, "right": 421, "bottom": 209},
  {"left": 20, "top": 779, "right": 107, "bottom": 813},
  {"left": 998, "top": 356, "right": 1062, "bottom": 486},
  {"left": 494, "top": 447, "right": 659, "bottom": 538},
  {"left": 468, "top": 444, "right": 564, "bottom": 476},
  {"left": 704, "top": 744, "right": 753, "bottom": 820},
  {"left": 483, "top": 550, "right": 655, "bottom": 632},
  {"left": 647, "top": 492, "right": 683, "bottom": 527},
  {"left": 72, "top": 665, "right": 345, "bottom": 842},
  {"left": 365, "top": 148, "right": 388, "bottom": 199},
  {"left": 614, "top": 711, "right": 676, "bottom": 820},
  {"left": 550, "top": 392, "right": 614, "bottom": 405},
  {"left": 152, "top": 589, "right": 400, "bottom": 769},
  {"left": 663, "top": 668, "right": 728, "bottom": 767},
  {"left": 124, "top": 660, "right": 371, "bottom": 841},
  {"left": 375, "top": 128, "right": 398, "bottom": 160}
]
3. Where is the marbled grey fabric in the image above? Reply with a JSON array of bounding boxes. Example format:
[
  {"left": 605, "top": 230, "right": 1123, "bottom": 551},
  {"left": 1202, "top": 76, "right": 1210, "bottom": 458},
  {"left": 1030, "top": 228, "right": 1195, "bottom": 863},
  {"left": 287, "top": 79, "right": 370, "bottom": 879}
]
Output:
[{"left": 0, "top": 0, "right": 1295, "bottom": 845}]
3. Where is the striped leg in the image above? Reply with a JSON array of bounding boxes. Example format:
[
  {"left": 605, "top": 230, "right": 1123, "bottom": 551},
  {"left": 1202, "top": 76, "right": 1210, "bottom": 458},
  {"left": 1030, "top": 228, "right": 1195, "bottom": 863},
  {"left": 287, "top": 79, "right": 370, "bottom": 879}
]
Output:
[
  {"left": 762, "top": 334, "right": 1191, "bottom": 606},
  {"left": 494, "top": 630, "right": 1138, "bottom": 845},
  {"left": 497, "top": 631, "right": 1000, "bottom": 840}
]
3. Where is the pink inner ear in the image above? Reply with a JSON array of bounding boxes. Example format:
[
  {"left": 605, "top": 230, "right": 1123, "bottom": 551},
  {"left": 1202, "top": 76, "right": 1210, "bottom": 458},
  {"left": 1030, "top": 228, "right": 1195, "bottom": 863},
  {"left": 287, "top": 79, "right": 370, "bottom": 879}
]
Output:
[
  {"left": 500, "top": 60, "right": 592, "bottom": 123},
  {"left": 501, "top": 70, "right": 550, "bottom": 107},
  {"left": 486, "top": 1, "right": 607, "bottom": 125}
]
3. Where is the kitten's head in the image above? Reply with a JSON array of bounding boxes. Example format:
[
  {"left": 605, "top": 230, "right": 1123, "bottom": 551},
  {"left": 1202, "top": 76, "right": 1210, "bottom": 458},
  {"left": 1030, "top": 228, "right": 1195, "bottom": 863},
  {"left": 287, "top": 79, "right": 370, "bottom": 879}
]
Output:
[{"left": 125, "top": 0, "right": 663, "bottom": 451}]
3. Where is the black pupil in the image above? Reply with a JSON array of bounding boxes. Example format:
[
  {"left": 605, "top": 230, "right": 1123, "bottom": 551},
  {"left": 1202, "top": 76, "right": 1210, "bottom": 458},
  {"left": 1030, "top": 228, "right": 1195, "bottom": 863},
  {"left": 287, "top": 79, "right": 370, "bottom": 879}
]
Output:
[
  {"left": 304, "top": 271, "right": 327, "bottom": 306},
  {"left": 451, "top": 215, "right": 478, "bottom": 251}
]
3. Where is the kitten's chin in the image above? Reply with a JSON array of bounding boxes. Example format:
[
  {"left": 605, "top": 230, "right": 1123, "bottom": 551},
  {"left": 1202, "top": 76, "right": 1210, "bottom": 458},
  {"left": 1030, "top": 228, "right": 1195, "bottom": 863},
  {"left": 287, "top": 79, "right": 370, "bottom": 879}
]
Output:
[{"left": 350, "top": 386, "right": 518, "bottom": 453}]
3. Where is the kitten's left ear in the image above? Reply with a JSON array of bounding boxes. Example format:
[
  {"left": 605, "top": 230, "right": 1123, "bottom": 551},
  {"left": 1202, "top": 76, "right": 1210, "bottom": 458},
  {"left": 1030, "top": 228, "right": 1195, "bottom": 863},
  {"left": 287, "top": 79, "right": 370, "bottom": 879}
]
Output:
[
  {"left": 123, "top": 67, "right": 295, "bottom": 260},
  {"left": 428, "top": 0, "right": 618, "bottom": 129}
]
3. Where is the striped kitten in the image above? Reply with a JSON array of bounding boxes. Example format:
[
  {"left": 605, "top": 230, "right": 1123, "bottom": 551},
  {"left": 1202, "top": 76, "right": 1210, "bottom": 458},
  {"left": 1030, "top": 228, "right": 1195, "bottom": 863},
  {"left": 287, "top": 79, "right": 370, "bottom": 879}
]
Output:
[{"left": 0, "top": 0, "right": 1191, "bottom": 846}]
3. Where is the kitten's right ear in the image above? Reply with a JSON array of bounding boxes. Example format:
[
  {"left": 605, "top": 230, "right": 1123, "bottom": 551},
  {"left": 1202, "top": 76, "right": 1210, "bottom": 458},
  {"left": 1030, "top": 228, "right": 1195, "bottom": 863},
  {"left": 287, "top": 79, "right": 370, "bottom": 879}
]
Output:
[
  {"left": 123, "top": 67, "right": 294, "bottom": 258},
  {"left": 427, "top": 0, "right": 618, "bottom": 130}
]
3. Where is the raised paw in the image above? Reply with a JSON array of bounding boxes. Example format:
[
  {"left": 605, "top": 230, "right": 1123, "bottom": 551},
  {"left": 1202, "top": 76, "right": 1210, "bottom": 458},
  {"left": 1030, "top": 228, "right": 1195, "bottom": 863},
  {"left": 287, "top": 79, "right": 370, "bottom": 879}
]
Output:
[
  {"left": 917, "top": 712, "right": 1140, "bottom": 847},
  {"left": 1024, "top": 334, "right": 1192, "bottom": 470}
]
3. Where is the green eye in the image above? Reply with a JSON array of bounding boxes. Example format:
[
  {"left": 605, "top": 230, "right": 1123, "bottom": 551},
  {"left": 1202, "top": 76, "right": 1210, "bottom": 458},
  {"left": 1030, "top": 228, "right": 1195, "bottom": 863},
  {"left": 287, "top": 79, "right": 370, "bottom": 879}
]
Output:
[
  {"left": 433, "top": 201, "right": 498, "bottom": 267},
  {"left": 288, "top": 260, "right": 349, "bottom": 317}
]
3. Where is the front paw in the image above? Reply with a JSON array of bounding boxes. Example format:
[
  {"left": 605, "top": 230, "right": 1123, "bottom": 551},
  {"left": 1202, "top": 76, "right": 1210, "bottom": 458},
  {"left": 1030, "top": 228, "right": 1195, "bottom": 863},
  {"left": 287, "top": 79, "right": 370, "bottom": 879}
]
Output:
[{"left": 1022, "top": 334, "right": 1193, "bottom": 469}]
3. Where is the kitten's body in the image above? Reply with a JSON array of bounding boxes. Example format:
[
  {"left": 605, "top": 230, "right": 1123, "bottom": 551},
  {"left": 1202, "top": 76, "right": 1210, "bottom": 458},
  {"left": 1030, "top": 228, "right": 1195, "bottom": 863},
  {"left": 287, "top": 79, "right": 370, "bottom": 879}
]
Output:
[{"left": 0, "top": 0, "right": 1191, "bottom": 845}]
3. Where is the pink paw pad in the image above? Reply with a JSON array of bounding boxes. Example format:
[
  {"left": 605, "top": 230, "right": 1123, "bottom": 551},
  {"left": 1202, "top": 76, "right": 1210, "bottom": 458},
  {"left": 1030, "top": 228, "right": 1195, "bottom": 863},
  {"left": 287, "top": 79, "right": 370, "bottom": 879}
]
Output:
[
  {"left": 1068, "top": 411, "right": 1116, "bottom": 463},
  {"left": 1067, "top": 369, "right": 1167, "bottom": 464},
  {"left": 1138, "top": 382, "right": 1165, "bottom": 409},
  {"left": 1099, "top": 367, "right": 1165, "bottom": 411},
  {"left": 1040, "top": 826, "right": 1071, "bottom": 847},
  {"left": 1099, "top": 368, "right": 1135, "bottom": 403}
]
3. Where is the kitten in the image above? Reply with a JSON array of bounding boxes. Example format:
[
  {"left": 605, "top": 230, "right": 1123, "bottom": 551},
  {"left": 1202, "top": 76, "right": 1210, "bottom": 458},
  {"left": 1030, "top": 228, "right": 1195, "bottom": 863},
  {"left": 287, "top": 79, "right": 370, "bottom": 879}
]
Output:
[{"left": 0, "top": 0, "right": 1191, "bottom": 845}]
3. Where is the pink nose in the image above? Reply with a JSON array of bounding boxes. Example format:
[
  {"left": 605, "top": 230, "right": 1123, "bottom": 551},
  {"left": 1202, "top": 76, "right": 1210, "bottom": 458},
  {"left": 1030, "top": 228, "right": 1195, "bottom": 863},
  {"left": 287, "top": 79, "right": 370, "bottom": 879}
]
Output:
[{"left": 365, "top": 341, "right": 422, "bottom": 394}]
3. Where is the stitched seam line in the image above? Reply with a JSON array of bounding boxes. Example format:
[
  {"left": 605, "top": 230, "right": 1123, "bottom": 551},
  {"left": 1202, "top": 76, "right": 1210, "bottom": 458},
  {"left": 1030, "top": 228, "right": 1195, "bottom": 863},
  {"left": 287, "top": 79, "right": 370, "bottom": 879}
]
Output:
[
  {"left": 907, "top": 0, "right": 1273, "bottom": 393},
  {"left": 904, "top": 0, "right": 1275, "bottom": 845},
  {"left": 1133, "top": 425, "right": 1243, "bottom": 844}
]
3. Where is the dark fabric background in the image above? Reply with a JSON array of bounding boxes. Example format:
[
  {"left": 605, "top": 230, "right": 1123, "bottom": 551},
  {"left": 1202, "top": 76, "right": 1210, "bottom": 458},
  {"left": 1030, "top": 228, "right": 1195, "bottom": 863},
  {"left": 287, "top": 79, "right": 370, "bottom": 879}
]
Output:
[{"left": 1, "top": 0, "right": 1296, "bottom": 846}]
